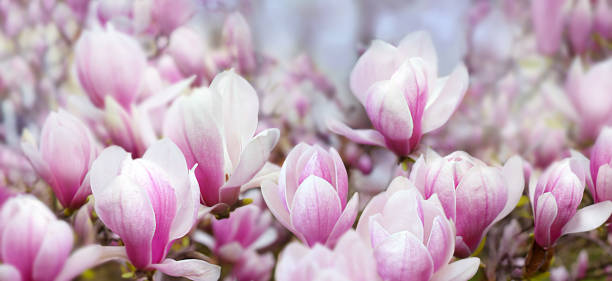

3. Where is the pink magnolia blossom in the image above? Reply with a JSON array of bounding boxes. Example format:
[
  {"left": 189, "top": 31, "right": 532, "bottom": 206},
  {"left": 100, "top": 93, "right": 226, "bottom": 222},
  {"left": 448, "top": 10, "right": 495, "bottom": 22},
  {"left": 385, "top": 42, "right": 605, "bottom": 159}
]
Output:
[
  {"left": 222, "top": 12, "right": 256, "bottom": 74},
  {"left": 226, "top": 250, "right": 274, "bottom": 281},
  {"left": 166, "top": 27, "right": 214, "bottom": 86},
  {"left": 275, "top": 230, "right": 379, "bottom": 281},
  {"left": 330, "top": 31, "right": 469, "bottom": 156},
  {"left": 595, "top": 0, "right": 612, "bottom": 39},
  {"left": 409, "top": 150, "right": 525, "bottom": 257},
  {"left": 75, "top": 25, "right": 147, "bottom": 110},
  {"left": 150, "top": 0, "right": 196, "bottom": 35},
  {"left": 261, "top": 143, "right": 359, "bottom": 247},
  {"left": 0, "top": 195, "right": 126, "bottom": 281},
  {"left": 164, "top": 70, "right": 280, "bottom": 209},
  {"left": 568, "top": 0, "right": 593, "bottom": 54},
  {"left": 89, "top": 139, "right": 221, "bottom": 280},
  {"left": 531, "top": 0, "right": 567, "bottom": 55},
  {"left": 530, "top": 154, "right": 612, "bottom": 249},
  {"left": 356, "top": 176, "right": 480, "bottom": 281},
  {"left": 565, "top": 57, "right": 612, "bottom": 141},
  {"left": 21, "top": 110, "right": 98, "bottom": 209}
]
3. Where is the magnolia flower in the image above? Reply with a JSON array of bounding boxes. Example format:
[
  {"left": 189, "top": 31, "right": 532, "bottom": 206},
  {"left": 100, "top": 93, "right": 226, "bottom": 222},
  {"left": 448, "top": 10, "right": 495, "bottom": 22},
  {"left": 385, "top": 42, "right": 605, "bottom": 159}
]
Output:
[
  {"left": 166, "top": 26, "right": 213, "bottom": 86},
  {"left": 565, "top": 57, "right": 612, "bottom": 141},
  {"left": 222, "top": 12, "right": 256, "bottom": 74},
  {"left": 89, "top": 139, "right": 220, "bottom": 280},
  {"left": 409, "top": 150, "right": 525, "bottom": 257},
  {"left": 75, "top": 25, "right": 147, "bottom": 110},
  {"left": 356, "top": 176, "right": 480, "bottom": 281},
  {"left": 330, "top": 31, "right": 469, "bottom": 156},
  {"left": 21, "top": 110, "right": 98, "bottom": 209},
  {"left": 164, "top": 70, "right": 280, "bottom": 210},
  {"left": 589, "top": 127, "right": 612, "bottom": 205},
  {"left": 0, "top": 195, "right": 125, "bottom": 281},
  {"left": 226, "top": 250, "right": 275, "bottom": 281},
  {"left": 531, "top": 0, "right": 567, "bottom": 55},
  {"left": 150, "top": 0, "right": 196, "bottom": 35},
  {"left": 275, "top": 230, "right": 379, "bottom": 281},
  {"left": 530, "top": 154, "right": 612, "bottom": 249},
  {"left": 261, "top": 143, "right": 359, "bottom": 247},
  {"left": 568, "top": 0, "right": 593, "bottom": 54}
]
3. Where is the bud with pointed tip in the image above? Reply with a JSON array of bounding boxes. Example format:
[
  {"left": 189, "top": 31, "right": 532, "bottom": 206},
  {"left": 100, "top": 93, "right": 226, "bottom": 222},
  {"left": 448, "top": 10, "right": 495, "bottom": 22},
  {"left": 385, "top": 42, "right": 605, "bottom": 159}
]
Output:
[{"left": 568, "top": 0, "right": 593, "bottom": 54}]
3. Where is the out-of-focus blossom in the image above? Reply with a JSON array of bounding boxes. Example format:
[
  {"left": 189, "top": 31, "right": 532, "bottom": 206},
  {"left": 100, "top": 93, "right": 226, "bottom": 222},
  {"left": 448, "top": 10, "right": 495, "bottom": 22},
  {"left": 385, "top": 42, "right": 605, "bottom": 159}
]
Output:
[
  {"left": 21, "top": 110, "right": 98, "bottom": 209},
  {"left": 222, "top": 12, "right": 256, "bottom": 74},
  {"left": 102, "top": 96, "right": 154, "bottom": 157},
  {"left": 330, "top": 31, "right": 469, "bottom": 156},
  {"left": 164, "top": 70, "right": 280, "bottom": 209},
  {"left": 89, "top": 139, "right": 221, "bottom": 279},
  {"left": 261, "top": 143, "right": 358, "bottom": 247},
  {"left": 0, "top": 195, "right": 72, "bottom": 281},
  {"left": 568, "top": 0, "right": 593, "bottom": 54},
  {"left": 275, "top": 230, "right": 379, "bottom": 281},
  {"left": 211, "top": 204, "right": 277, "bottom": 262},
  {"left": 349, "top": 148, "right": 398, "bottom": 208},
  {"left": 150, "top": 0, "right": 196, "bottom": 35},
  {"left": 595, "top": 0, "right": 612, "bottom": 39},
  {"left": 75, "top": 25, "right": 147, "bottom": 110},
  {"left": 166, "top": 27, "right": 213, "bottom": 86},
  {"left": 531, "top": 0, "right": 567, "bottom": 55},
  {"left": 530, "top": 154, "right": 612, "bottom": 249},
  {"left": 356, "top": 176, "right": 480, "bottom": 281},
  {"left": 409, "top": 150, "right": 524, "bottom": 257},
  {"left": 226, "top": 250, "right": 274, "bottom": 281},
  {"left": 565, "top": 58, "right": 612, "bottom": 141}
]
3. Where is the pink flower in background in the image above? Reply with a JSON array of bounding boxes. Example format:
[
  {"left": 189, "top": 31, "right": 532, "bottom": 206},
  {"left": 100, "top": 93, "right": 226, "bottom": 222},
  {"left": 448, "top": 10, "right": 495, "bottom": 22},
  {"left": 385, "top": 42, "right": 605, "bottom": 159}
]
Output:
[
  {"left": 356, "top": 177, "right": 480, "bottom": 281},
  {"left": 150, "top": 0, "right": 196, "bottom": 35},
  {"left": 222, "top": 12, "right": 256, "bottom": 74},
  {"left": 89, "top": 139, "right": 220, "bottom": 279},
  {"left": 531, "top": 154, "right": 612, "bottom": 248},
  {"left": 261, "top": 143, "right": 359, "bottom": 247},
  {"left": 75, "top": 25, "right": 147, "bottom": 110},
  {"left": 531, "top": 0, "right": 567, "bottom": 55},
  {"left": 164, "top": 70, "right": 280, "bottom": 209},
  {"left": 226, "top": 250, "right": 275, "bottom": 281},
  {"left": 275, "top": 230, "right": 379, "bottom": 281},
  {"left": 409, "top": 150, "right": 525, "bottom": 257},
  {"left": 166, "top": 26, "right": 214, "bottom": 86},
  {"left": 330, "top": 31, "right": 469, "bottom": 156},
  {"left": 21, "top": 110, "right": 98, "bottom": 209},
  {"left": 565, "top": 58, "right": 612, "bottom": 141},
  {"left": 568, "top": 0, "right": 593, "bottom": 54}
]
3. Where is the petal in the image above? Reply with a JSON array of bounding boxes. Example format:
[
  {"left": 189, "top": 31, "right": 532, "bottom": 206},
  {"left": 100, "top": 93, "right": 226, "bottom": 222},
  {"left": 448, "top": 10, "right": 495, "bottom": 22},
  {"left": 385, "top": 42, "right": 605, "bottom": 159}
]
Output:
[
  {"left": 290, "top": 176, "right": 342, "bottom": 246},
  {"left": 140, "top": 76, "right": 194, "bottom": 111},
  {"left": 275, "top": 242, "right": 310, "bottom": 281},
  {"left": 260, "top": 180, "right": 293, "bottom": 232},
  {"left": 325, "top": 193, "right": 359, "bottom": 247},
  {"left": 562, "top": 201, "right": 612, "bottom": 235},
  {"left": 426, "top": 216, "right": 454, "bottom": 271},
  {"left": 365, "top": 80, "right": 414, "bottom": 155},
  {"left": 20, "top": 130, "right": 53, "bottom": 188},
  {"left": 54, "top": 245, "right": 128, "bottom": 281},
  {"left": 89, "top": 145, "right": 130, "bottom": 199},
  {"left": 596, "top": 164, "right": 612, "bottom": 203},
  {"left": 373, "top": 231, "right": 434, "bottom": 281},
  {"left": 240, "top": 162, "right": 281, "bottom": 192},
  {"left": 380, "top": 189, "right": 424, "bottom": 240},
  {"left": 150, "top": 258, "right": 221, "bottom": 281},
  {"left": 421, "top": 63, "right": 468, "bottom": 134},
  {"left": 534, "top": 192, "right": 558, "bottom": 248},
  {"left": 330, "top": 147, "right": 349, "bottom": 207},
  {"left": 94, "top": 175, "right": 155, "bottom": 268},
  {"left": 333, "top": 231, "right": 379, "bottom": 281},
  {"left": 32, "top": 220, "right": 73, "bottom": 281},
  {"left": 356, "top": 191, "right": 391, "bottom": 242},
  {"left": 0, "top": 264, "right": 21, "bottom": 281},
  {"left": 210, "top": 69, "right": 259, "bottom": 164},
  {"left": 170, "top": 167, "right": 200, "bottom": 240},
  {"left": 142, "top": 138, "right": 189, "bottom": 196},
  {"left": 430, "top": 257, "right": 480, "bottom": 281},
  {"left": 397, "top": 31, "right": 438, "bottom": 76},
  {"left": 350, "top": 40, "right": 401, "bottom": 104},
  {"left": 327, "top": 119, "right": 387, "bottom": 148},
  {"left": 495, "top": 155, "right": 525, "bottom": 222}
]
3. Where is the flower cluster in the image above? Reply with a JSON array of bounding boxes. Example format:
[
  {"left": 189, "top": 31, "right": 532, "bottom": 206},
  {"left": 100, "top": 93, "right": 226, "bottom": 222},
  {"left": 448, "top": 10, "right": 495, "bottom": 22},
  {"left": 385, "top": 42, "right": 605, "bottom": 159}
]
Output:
[{"left": 2, "top": 0, "right": 612, "bottom": 280}]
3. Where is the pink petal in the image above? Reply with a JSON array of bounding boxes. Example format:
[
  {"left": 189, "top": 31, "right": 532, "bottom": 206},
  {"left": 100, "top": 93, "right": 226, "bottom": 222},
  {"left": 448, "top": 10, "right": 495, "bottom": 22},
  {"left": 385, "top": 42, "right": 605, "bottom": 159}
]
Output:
[
  {"left": 89, "top": 145, "right": 130, "bottom": 198},
  {"left": 290, "top": 176, "right": 342, "bottom": 247},
  {"left": 350, "top": 40, "right": 401, "bottom": 104},
  {"left": 333, "top": 230, "right": 379, "bottom": 281},
  {"left": 397, "top": 31, "right": 438, "bottom": 77},
  {"left": 260, "top": 180, "right": 293, "bottom": 232},
  {"left": 150, "top": 258, "right": 221, "bottom": 281},
  {"left": 596, "top": 164, "right": 612, "bottom": 202},
  {"left": 280, "top": 143, "right": 311, "bottom": 212},
  {"left": 327, "top": 119, "right": 387, "bottom": 148},
  {"left": 275, "top": 242, "right": 311, "bottom": 281},
  {"left": 373, "top": 231, "right": 434, "bottom": 281},
  {"left": 430, "top": 257, "right": 480, "bottom": 281},
  {"left": 94, "top": 175, "right": 155, "bottom": 268},
  {"left": 380, "top": 189, "right": 425, "bottom": 240},
  {"left": 326, "top": 193, "right": 359, "bottom": 247},
  {"left": 426, "top": 216, "right": 454, "bottom": 271},
  {"left": 241, "top": 162, "right": 280, "bottom": 192},
  {"left": 562, "top": 201, "right": 612, "bottom": 235},
  {"left": 495, "top": 155, "right": 525, "bottom": 222},
  {"left": 54, "top": 245, "right": 128, "bottom": 281},
  {"left": 32, "top": 220, "right": 73, "bottom": 281},
  {"left": 421, "top": 63, "right": 469, "bottom": 134},
  {"left": 330, "top": 147, "right": 349, "bottom": 207},
  {"left": 534, "top": 192, "right": 558, "bottom": 248}
]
